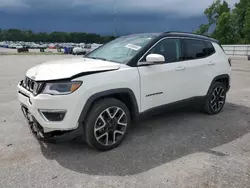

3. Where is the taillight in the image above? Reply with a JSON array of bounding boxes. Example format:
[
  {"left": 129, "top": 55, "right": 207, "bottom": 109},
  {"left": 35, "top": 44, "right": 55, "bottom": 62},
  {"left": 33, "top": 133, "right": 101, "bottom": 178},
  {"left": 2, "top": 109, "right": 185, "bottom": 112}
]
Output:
[{"left": 228, "top": 58, "right": 231, "bottom": 67}]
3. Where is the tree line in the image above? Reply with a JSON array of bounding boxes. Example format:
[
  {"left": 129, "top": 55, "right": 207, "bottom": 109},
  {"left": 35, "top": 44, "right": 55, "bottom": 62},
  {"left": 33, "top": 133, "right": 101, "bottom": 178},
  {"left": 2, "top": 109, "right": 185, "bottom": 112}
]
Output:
[
  {"left": 1, "top": 0, "right": 250, "bottom": 45},
  {"left": 0, "top": 29, "right": 116, "bottom": 44},
  {"left": 195, "top": 0, "right": 250, "bottom": 44}
]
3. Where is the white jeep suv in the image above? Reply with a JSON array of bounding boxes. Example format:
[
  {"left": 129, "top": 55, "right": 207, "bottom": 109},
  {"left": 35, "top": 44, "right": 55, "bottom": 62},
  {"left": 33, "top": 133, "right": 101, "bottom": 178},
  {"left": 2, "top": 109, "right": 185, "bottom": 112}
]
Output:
[{"left": 17, "top": 32, "right": 231, "bottom": 151}]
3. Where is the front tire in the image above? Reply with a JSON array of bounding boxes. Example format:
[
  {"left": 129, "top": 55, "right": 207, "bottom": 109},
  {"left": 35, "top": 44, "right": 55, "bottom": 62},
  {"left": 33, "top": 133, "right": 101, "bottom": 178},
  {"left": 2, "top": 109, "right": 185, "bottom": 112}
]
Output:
[
  {"left": 84, "top": 98, "right": 131, "bottom": 151},
  {"left": 204, "top": 82, "right": 227, "bottom": 115}
]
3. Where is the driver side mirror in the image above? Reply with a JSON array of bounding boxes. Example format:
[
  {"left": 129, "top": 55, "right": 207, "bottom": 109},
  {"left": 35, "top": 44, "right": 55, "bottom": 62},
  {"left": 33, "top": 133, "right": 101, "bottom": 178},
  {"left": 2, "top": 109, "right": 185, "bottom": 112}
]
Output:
[{"left": 146, "top": 54, "right": 165, "bottom": 64}]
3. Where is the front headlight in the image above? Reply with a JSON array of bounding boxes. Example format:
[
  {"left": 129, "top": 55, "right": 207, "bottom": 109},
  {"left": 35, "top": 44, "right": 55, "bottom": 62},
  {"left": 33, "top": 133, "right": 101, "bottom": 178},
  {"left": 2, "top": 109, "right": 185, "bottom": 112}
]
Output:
[{"left": 41, "top": 81, "right": 82, "bottom": 95}]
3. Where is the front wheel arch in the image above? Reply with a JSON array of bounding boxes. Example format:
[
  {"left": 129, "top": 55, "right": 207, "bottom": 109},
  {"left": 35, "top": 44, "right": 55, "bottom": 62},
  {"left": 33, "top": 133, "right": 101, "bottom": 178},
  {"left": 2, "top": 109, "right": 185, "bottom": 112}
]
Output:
[{"left": 78, "top": 88, "right": 139, "bottom": 125}]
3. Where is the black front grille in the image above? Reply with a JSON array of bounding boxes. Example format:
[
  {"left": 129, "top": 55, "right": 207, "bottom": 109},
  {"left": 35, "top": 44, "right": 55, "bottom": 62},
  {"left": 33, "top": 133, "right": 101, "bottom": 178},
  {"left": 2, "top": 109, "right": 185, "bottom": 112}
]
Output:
[
  {"left": 20, "top": 77, "right": 44, "bottom": 95},
  {"left": 22, "top": 77, "right": 35, "bottom": 92}
]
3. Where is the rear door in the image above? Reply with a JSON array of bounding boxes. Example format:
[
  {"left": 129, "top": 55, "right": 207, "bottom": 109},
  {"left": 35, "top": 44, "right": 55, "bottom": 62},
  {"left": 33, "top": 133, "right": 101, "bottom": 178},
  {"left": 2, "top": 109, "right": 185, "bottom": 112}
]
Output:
[{"left": 182, "top": 39, "right": 216, "bottom": 97}]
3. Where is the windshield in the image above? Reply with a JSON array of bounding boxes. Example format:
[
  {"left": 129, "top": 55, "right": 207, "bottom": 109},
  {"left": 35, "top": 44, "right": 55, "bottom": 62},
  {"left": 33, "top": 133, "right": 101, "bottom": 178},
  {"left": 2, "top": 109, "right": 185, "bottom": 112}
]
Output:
[{"left": 86, "top": 34, "right": 158, "bottom": 64}]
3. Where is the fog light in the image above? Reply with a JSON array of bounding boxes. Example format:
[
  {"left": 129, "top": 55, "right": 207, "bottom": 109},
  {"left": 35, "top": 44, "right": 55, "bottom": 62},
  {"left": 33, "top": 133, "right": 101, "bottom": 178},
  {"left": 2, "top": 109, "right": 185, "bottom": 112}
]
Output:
[{"left": 39, "top": 110, "right": 66, "bottom": 122}]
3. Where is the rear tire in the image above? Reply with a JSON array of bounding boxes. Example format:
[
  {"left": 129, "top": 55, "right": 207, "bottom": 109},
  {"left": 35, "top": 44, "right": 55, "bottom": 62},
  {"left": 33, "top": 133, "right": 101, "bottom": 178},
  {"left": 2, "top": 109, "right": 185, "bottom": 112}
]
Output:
[
  {"left": 84, "top": 98, "right": 131, "bottom": 151},
  {"left": 204, "top": 82, "right": 227, "bottom": 115}
]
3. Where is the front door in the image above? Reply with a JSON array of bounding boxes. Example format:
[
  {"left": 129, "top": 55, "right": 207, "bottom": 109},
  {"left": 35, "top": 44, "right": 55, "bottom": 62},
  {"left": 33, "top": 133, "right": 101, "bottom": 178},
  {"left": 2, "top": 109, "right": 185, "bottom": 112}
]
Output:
[{"left": 137, "top": 38, "right": 190, "bottom": 112}]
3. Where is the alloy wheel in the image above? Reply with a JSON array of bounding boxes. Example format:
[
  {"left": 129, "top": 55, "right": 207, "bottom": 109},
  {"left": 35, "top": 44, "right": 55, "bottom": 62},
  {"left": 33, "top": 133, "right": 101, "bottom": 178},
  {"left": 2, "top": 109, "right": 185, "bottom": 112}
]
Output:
[
  {"left": 210, "top": 86, "right": 226, "bottom": 112},
  {"left": 94, "top": 106, "right": 127, "bottom": 146}
]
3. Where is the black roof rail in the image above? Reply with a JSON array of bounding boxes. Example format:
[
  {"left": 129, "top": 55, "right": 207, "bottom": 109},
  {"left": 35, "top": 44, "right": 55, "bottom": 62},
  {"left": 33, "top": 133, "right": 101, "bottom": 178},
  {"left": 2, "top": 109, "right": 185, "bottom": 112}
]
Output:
[{"left": 161, "top": 31, "right": 219, "bottom": 43}]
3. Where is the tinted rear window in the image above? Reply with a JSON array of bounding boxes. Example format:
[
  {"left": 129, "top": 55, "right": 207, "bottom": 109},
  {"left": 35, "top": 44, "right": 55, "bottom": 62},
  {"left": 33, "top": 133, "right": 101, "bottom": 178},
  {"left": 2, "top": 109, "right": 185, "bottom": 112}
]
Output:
[
  {"left": 184, "top": 39, "right": 207, "bottom": 60},
  {"left": 205, "top": 41, "right": 216, "bottom": 56}
]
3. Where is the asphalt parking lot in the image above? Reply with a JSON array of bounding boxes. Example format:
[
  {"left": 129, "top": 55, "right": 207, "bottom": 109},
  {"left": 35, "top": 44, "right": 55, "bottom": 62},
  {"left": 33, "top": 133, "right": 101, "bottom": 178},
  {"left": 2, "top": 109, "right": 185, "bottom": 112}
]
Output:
[{"left": 0, "top": 55, "right": 250, "bottom": 188}]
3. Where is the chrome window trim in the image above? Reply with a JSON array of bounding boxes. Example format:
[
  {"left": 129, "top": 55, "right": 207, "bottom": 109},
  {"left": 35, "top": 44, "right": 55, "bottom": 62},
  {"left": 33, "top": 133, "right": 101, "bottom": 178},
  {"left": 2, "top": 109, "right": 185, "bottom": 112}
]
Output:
[{"left": 137, "top": 36, "right": 213, "bottom": 66}]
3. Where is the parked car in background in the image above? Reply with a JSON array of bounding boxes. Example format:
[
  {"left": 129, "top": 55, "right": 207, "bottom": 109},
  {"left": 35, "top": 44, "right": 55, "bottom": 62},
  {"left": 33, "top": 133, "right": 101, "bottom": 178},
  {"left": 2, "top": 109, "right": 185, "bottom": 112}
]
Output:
[
  {"left": 0, "top": 41, "right": 103, "bottom": 51},
  {"left": 48, "top": 44, "right": 56, "bottom": 49},
  {"left": 72, "top": 47, "right": 86, "bottom": 55},
  {"left": 16, "top": 45, "right": 23, "bottom": 49}
]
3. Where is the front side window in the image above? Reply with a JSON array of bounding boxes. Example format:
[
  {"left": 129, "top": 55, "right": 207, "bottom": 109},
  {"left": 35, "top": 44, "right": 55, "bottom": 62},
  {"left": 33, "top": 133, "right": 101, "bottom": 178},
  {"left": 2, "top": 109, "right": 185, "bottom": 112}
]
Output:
[
  {"left": 86, "top": 34, "right": 158, "bottom": 64},
  {"left": 184, "top": 39, "right": 207, "bottom": 60},
  {"left": 142, "top": 38, "right": 183, "bottom": 63}
]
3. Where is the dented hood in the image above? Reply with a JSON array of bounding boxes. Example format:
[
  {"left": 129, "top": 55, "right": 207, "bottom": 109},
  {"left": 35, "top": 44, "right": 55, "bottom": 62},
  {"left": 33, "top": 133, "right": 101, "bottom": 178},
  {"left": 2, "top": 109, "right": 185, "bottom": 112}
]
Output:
[{"left": 26, "top": 58, "right": 120, "bottom": 81}]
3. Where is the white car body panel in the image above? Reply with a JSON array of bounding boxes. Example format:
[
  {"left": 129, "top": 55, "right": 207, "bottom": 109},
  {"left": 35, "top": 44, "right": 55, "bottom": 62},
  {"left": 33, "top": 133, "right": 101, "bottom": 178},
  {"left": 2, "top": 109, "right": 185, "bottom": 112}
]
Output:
[
  {"left": 18, "top": 84, "right": 82, "bottom": 132},
  {"left": 26, "top": 58, "right": 120, "bottom": 81},
  {"left": 75, "top": 65, "right": 141, "bottom": 114},
  {"left": 178, "top": 54, "right": 216, "bottom": 98},
  {"left": 138, "top": 62, "right": 191, "bottom": 111},
  {"left": 17, "top": 35, "right": 231, "bottom": 134},
  {"left": 138, "top": 42, "right": 231, "bottom": 112},
  {"left": 17, "top": 64, "right": 140, "bottom": 132},
  {"left": 213, "top": 43, "right": 232, "bottom": 76}
]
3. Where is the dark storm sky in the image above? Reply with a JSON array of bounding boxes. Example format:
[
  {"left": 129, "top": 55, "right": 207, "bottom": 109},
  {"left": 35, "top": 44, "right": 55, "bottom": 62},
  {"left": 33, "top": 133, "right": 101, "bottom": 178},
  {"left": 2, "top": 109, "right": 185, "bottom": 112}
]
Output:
[{"left": 0, "top": 0, "right": 238, "bottom": 35}]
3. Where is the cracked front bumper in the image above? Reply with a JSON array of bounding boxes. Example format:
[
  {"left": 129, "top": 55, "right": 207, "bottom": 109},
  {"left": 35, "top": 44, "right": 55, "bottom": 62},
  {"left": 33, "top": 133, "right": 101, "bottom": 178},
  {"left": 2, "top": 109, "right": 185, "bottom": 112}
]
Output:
[
  {"left": 17, "top": 81, "right": 85, "bottom": 142},
  {"left": 21, "top": 105, "right": 83, "bottom": 142}
]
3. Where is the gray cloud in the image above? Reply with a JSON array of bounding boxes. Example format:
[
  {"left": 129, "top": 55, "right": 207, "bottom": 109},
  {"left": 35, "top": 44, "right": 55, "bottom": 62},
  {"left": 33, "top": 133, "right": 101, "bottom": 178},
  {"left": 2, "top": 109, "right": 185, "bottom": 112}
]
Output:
[
  {"left": 0, "top": 0, "right": 239, "bottom": 16},
  {"left": 0, "top": 0, "right": 27, "bottom": 8},
  {"left": 0, "top": 0, "right": 239, "bottom": 34}
]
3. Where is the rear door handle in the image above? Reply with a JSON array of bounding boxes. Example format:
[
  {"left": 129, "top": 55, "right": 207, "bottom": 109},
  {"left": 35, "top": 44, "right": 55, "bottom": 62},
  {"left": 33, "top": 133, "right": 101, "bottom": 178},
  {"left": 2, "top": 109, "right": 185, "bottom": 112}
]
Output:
[{"left": 175, "top": 66, "right": 186, "bottom": 71}]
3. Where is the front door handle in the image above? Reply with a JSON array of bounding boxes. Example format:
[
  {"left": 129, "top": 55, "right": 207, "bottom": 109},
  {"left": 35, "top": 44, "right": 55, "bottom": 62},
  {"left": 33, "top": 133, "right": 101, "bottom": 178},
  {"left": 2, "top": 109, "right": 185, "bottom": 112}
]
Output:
[{"left": 175, "top": 66, "right": 186, "bottom": 71}]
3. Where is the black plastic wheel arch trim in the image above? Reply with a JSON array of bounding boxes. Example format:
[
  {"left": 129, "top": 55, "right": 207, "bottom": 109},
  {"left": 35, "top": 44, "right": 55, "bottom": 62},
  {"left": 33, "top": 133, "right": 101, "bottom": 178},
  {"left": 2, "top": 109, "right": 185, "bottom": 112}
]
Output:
[
  {"left": 207, "top": 74, "right": 230, "bottom": 95},
  {"left": 78, "top": 88, "right": 139, "bottom": 124}
]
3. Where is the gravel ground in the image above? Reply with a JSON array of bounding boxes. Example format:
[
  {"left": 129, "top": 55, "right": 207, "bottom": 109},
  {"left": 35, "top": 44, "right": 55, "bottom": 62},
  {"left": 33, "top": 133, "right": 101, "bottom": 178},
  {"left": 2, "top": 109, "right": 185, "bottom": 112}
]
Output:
[{"left": 0, "top": 55, "right": 250, "bottom": 188}]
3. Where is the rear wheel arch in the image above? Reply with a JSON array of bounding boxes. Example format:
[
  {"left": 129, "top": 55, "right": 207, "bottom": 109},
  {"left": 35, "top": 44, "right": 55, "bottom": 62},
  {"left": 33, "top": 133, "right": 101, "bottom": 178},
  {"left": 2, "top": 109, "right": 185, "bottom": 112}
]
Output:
[
  {"left": 78, "top": 88, "right": 139, "bottom": 125},
  {"left": 207, "top": 74, "right": 230, "bottom": 95}
]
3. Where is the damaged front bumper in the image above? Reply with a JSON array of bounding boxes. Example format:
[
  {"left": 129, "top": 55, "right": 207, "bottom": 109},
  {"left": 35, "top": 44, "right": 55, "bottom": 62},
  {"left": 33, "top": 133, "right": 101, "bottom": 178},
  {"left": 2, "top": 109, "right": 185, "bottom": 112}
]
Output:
[{"left": 21, "top": 105, "right": 83, "bottom": 143}]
